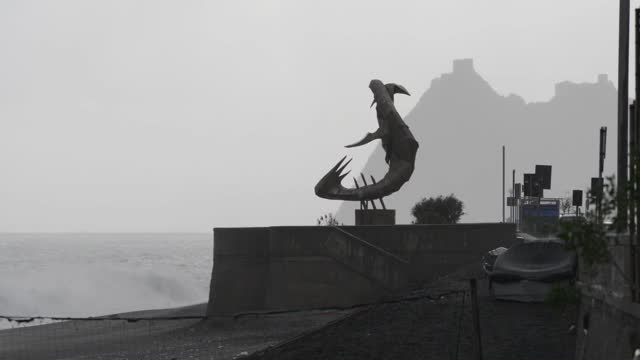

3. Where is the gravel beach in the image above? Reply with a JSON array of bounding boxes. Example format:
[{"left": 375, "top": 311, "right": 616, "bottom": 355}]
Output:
[
  {"left": 0, "top": 304, "right": 355, "bottom": 360},
  {"left": 0, "top": 263, "right": 577, "bottom": 360}
]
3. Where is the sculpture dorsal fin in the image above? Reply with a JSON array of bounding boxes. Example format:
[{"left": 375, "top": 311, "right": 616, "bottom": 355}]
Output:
[{"left": 345, "top": 128, "right": 384, "bottom": 148}]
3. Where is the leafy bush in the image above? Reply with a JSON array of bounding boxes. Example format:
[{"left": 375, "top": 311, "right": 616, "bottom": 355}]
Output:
[
  {"left": 411, "top": 194, "right": 464, "bottom": 224},
  {"left": 316, "top": 213, "right": 342, "bottom": 226},
  {"left": 557, "top": 176, "right": 617, "bottom": 268}
]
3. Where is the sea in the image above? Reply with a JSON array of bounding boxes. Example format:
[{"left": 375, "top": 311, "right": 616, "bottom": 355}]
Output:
[{"left": 0, "top": 233, "right": 213, "bottom": 330}]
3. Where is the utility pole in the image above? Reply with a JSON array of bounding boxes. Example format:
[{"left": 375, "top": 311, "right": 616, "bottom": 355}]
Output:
[
  {"left": 618, "top": 0, "right": 630, "bottom": 229},
  {"left": 600, "top": 127, "right": 607, "bottom": 179},
  {"left": 502, "top": 146, "right": 505, "bottom": 223},
  {"left": 632, "top": 7, "right": 640, "bottom": 302},
  {"left": 512, "top": 169, "right": 515, "bottom": 223},
  {"left": 599, "top": 127, "right": 608, "bottom": 224},
  {"left": 630, "top": 102, "right": 637, "bottom": 302}
]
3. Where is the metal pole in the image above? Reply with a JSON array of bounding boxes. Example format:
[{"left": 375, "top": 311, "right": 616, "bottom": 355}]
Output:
[
  {"left": 502, "top": 146, "right": 505, "bottom": 223},
  {"left": 512, "top": 169, "right": 515, "bottom": 223},
  {"left": 470, "top": 278, "right": 483, "bottom": 360},
  {"left": 353, "top": 178, "right": 364, "bottom": 210},
  {"left": 600, "top": 127, "right": 608, "bottom": 224},
  {"left": 360, "top": 174, "right": 376, "bottom": 210},
  {"left": 618, "top": 0, "right": 630, "bottom": 230},
  {"left": 630, "top": 102, "right": 637, "bottom": 302},
  {"left": 370, "top": 176, "right": 386, "bottom": 210},
  {"left": 600, "top": 127, "right": 607, "bottom": 178},
  {"left": 629, "top": 9, "right": 640, "bottom": 302},
  {"left": 515, "top": 197, "right": 518, "bottom": 227},
  {"left": 517, "top": 197, "right": 519, "bottom": 227},
  {"left": 510, "top": 192, "right": 514, "bottom": 223}
]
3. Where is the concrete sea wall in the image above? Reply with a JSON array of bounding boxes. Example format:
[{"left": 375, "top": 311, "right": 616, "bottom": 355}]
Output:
[{"left": 207, "top": 223, "right": 516, "bottom": 315}]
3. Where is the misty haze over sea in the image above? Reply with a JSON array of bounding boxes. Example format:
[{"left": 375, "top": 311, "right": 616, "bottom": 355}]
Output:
[
  {"left": 0, "top": 233, "right": 212, "bottom": 330},
  {"left": 1, "top": 1, "right": 621, "bottom": 232}
]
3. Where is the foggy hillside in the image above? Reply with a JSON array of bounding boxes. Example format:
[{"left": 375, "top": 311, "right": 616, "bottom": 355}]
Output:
[{"left": 335, "top": 59, "right": 618, "bottom": 224}]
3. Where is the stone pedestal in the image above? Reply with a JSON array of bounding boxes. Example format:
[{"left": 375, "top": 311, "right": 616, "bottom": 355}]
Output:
[{"left": 355, "top": 209, "right": 396, "bottom": 225}]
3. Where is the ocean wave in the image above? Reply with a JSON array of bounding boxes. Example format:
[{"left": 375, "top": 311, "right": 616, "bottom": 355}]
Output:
[{"left": 0, "top": 233, "right": 213, "bottom": 329}]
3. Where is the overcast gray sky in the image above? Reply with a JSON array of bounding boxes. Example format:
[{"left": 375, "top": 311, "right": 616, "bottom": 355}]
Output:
[{"left": 0, "top": 0, "right": 634, "bottom": 232}]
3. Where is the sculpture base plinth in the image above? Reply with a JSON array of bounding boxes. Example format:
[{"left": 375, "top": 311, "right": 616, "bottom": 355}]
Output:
[{"left": 355, "top": 209, "right": 396, "bottom": 225}]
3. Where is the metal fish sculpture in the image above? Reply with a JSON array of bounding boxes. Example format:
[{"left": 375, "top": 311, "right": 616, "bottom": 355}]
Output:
[{"left": 315, "top": 79, "right": 419, "bottom": 201}]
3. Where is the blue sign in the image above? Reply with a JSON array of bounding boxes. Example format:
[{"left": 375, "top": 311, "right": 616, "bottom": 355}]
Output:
[{"left": 522, "top": 204, "right": 559, "bottom": 218}]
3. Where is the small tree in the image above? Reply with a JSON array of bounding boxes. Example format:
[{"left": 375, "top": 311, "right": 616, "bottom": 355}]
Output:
[
  {"left": 560, "top": 193, "right": 573, "bottom": 214},
  {"left": 316, "top": 213, "right": 342, "bottom": 226},
  {"left": 411, "top": 194, "right": 465, "bottom": 224},
  {"left": 558, "top": 175, "right": 619, "bottom": 268},
  {"left": 549, "top": 175, "right": 623, "bottom": 309}
]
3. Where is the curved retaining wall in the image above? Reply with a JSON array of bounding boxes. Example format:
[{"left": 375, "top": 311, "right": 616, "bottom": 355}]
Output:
[{"left": 207, "top": 223, "right": 516, "bottom": 315}]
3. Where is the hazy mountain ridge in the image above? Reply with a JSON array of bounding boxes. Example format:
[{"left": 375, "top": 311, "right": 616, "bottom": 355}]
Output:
[{"left": 335, "top": 59, "right": 618, "bottom": 224}]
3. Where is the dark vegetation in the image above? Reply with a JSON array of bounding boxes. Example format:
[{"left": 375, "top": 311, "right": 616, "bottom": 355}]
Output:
[
  {"left": 550, "top": 175, "right": 637, "bottom": 306},
  {"left": 316, "top": 213, "right": 342, "bottom": 226},
  {"left": 411, "top": 194, "right": 465, "bottom": 224}
]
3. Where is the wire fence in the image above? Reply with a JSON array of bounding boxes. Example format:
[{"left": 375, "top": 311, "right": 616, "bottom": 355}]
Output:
[{"left": 0, "top": 289, "right": 470, "bottom": 360}]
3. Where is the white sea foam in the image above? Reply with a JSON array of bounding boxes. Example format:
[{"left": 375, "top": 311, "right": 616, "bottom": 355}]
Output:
[{"left": 0, "top": 233, "right": 213, "bottom": 330}]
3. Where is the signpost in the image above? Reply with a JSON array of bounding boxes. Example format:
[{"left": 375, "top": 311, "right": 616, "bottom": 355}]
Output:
[
  {"left": 592, "top": 177, "right": 604, "bottom": 223},
  {"left": 573, "top": 190, "right": 583, "bottom": 216},
  {"left": 520, "top": 198, "right": 560, "bottom": 235}
]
